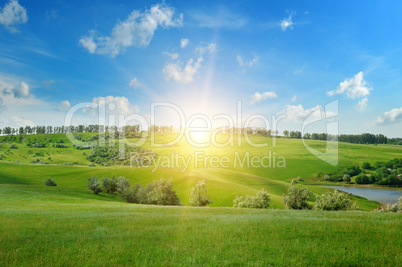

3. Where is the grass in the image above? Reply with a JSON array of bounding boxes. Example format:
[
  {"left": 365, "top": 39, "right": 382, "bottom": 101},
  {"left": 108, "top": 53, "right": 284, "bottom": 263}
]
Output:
[
  {"left": 0, "top": 184, "right": 401, "bottom": 266},
  {"left": 0, "top": 133, "right": 401, "bottom": 265}
]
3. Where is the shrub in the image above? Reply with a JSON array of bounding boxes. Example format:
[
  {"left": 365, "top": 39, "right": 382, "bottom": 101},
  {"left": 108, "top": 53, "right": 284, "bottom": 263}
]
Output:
[
  {"left": 324, "top": 174, "right": 331, "bottom": 181},
  {"left": 88, "top": 162, "right": 96, "bottom": 167},
  {"left": 87, "top": 176, "right": 102, "bottom": 194},
  {"left": 189, "top": 180, "right": 213, "bottom": 206},
  {"left": 9, "top": 143, "right": 17, "bottom": 149},
  {"left": 145, "top": 178, "right": 181, "bottom": 206},
  {"left": 345, "top": 165, "right": 361, "bottom": 176},
  {"left": 233, "top": 189, "right": 270, "bottom": 209},
  {"left": 44, "top": 178, "right": 57, "bottom": 186},
  {"left": 377, "top": 203, "right": 398, "bottom": 212},
  {"left": 124, "top": 184, "right": 148, "bottom": 204},
  {"left": 116, "top": 176, "right": 130, "bottom": 195},
  {"left": 314, "top": 190, "right": 358, "bottom": 211},
  {"left": 101, "top": 176, "right": 118, "bottom": 194},
  {"left": 399, "top": 197, "right": 402, "bottom": 212},
  {"left": 283, "top": 185, "right": 312, "bottom": 210},
  {"left": 343, "top": 174, "right": 351, "bottom": 183},
  {"left": 355, "top": 173, "right": 370, "bottom": 184},
  {"left": 362, "top": 162, "right": 371, "bottom": 170}
]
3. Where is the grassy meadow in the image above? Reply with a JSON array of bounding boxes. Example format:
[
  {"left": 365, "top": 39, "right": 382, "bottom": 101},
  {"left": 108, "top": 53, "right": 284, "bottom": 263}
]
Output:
[{"left": 0, "top": 132, "right": 401, "bottom": 265}]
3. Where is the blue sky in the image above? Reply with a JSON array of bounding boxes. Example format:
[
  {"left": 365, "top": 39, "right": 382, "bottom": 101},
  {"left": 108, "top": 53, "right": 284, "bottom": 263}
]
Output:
[{"left": 0, "top": 0, "right": 402, "bottom": 137}]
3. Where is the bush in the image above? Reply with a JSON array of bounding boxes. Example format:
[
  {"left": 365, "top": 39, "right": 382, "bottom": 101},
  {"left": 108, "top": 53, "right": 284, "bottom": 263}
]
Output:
[
  {"left": 377, "top": 203, "right": 399, "bottom": 212},
  {"left": 101, "top": 177, "right": 117, "bottom": 194},
  {"left": 87, "top": 176, "right": 102, "bottom": 194},
  {"left": 343, "top": 174, "right": 351, "bottom": 183},
  {"left": 399, "top": 197, "right": 402, "bottom": 211},
  {"left": 116, "top": 176, "right": 130, "bottom": 195},
  {"left": 44, "top": 178, "right": 57, "bottom": 186},
  {"left": 345, "top": 165, "right": 361, "bottom": 176},
  {"left": 324, "top": 174, "right": 331, "bottom": 181},
  {"left": 355, "top": 173, "right": 370, "bottom": 184},
  {"left": 145, "top": 178, "right": 181, "bottom": 206},
  {"left": 189, "top": 180, "right": 213, "bottom": 206},
  {"left": 124, "top": 184, "right": 148, "bottom": 204},
  {"left": 9, "top": 143, "right": 17, "bottom": 149},
  {"left": 283, "top": 185, "right": 312, "bottom": 210},
  {"left": 314, "top": 190, "right": 358, "bottom": 211},
  {"left": 88, "top": 162, "right": 96, "bottom": 167},
  {"left": 233, "top": 189, "right": 270, "bottom": 209},
  {"left": 362, "top": 162, "right": 371, "bottom": 170}
]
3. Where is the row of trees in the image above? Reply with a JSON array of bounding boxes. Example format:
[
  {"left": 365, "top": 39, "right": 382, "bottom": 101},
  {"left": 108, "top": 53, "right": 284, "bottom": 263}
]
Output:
[{"left": 283, "top": 131, "right": 399, "bottom": 145}]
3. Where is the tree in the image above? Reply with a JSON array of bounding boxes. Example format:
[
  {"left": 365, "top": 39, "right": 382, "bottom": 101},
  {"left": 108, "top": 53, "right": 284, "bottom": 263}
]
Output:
[
  {"left": 101, "top": 176, "right": 118, "bottom": 194},
  {"left": 87, "top": 176, "right": 102, "bottom": 194},
  {"left": 314, "top": 190, "right": 358, "bottom": 211},
  {"left": 362, "top": 162, "right": 371, "bottom": 170},
  {"left": 189, "top": 180, "right": 213, "bottom": 206},
  {"left": 233, "top": 189, "right": 270, "bottom": 209},
  {"left": 283, "top": 130, "right": 289, "bottom": 137},
  {"left": 283, "top": 185, "right": 312, "bottom": 210},
  {"left": 116, "top": 176, "right": 130, "bottom": 195},
  {"left": 145, "top": 178, "right": 181, "bottom": 206},
  {"left": 343, "top": 174, "right": 351, "bottom": 184}
]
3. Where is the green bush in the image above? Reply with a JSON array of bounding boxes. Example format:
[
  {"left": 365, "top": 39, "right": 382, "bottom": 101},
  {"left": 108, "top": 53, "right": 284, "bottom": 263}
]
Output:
[
  {"left": 399, "top": 197, "right": 402, "bottom": 211},
  {"left": 233, "top": 189, "right": 270, "bottom": 209},
  {"left": 377, "top": 203, "right": 398, "bottom": 212},
  {"left": 283, "top": 185, "right": 312, "bottom": 210},
  {"left": 9, "top": 143, "right": 17, "bottom": 149},
  {"left": 101, "top": 177, "right": 118, "bottom": 194},
  {"left": 355, "top": 173, "right": 370, "bottom": 184},
  {"left": 189, "top": 180, "right": 212, "bottom": 206},
  {"left": 87, "top": 176, "right": 102, "bottom": 194},
  {"left": 343, "top": 174, "right": 351, "bottom": 183},
  {"left": 146, "top": 178, "right": 181, "bottom": 206},
  {"left": 116, "top": 176, "right": 130, "bottom": 195},
  {"left": 314, "top": 190, "right": 358, "bottom": 211},
  {"left": 44, "top": 178, "right": 57, "bottom": 186},
  {"left": 124, "top": 184, "right": 148, "bottom": 204},
  {"left": 362, "top": 162, "right": 371, "bottom": 170}
]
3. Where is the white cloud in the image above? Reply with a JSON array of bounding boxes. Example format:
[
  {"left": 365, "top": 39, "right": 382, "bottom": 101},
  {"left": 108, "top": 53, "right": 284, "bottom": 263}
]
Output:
[
  {"left": 0, "top": 97, "right": 5, "bottom": 113},
  {"left": 83, "top": 96, "right": 140, "bottom": 117},
  {"left": 237, "top": 55, "right": 258, "bottom": 67},
  {"left": 281, "top": 15, "right": 293, "bottom": 31},
  {"left": 0, "top": 0, "right": 28, "bottom": 32},
  {"left": 327, "top": 72, "right": 371, "bottom": 99},
  {"left": 291, "top": 95, "right": 297, "bottom": 102},
  {"left": 190, "top": 7, "right": 247, "bottom": 29},
  {"left": 163, "top": 58, "right": 203, "bottom": 84},
  {"left": 163, "top": 52, "right": 179, "bottom": 60},
  {"left": 357, "top": 97, "right": 368, "bottom": 112},
  {"left": 195, "top": 42, "right": 217, "bottom": 55},
  {"left": 12, "top": 81, "right": 29, "bottom": 98},
  {"left": 180, "top": 38, "right": 189, "bottom": 48},
  {"left": 279, "top": 104, "right": 321, "bottom": 123},
  {"left": 375, "top": 107, "right": 402, "bottom": 125},
  {"left": 129, "top": 78, "right": 142, "bottom": 89},
  {"left": 79, "top": 3, "right": 183, "bottom": 57},
  {"left": 249, "top": 91, "right": 277, "bottom": 105},
  {"left": 58, "top": 100, "right": 71, "bottom": 111},
  {"left": 12, "top": 116, "right": 35, "bottom": 127}
]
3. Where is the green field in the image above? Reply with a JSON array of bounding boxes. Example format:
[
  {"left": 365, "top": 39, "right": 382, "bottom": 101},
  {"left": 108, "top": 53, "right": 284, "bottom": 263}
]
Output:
[{"left": 0, "top": 133, "right": 401, "bottom": 265}]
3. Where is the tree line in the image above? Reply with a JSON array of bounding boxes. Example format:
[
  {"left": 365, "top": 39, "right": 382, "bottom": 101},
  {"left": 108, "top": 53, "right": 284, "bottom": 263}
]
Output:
[{"left": 1, "top": 124, "right": 401, "bottom": 145}]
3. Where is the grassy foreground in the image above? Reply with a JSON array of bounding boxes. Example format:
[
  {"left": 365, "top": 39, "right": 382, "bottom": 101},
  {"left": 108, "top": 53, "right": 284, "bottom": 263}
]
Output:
[{"left": 1, "top": 184, "right": 401, "bottom": 266}]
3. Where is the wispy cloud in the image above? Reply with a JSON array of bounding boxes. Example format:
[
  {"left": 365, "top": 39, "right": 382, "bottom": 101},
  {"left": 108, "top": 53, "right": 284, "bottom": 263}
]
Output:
[
  {"left": 237, "top": 54, "right": 258, "bottom": 68},
  {"left": 281, "top": 14, "right": 293, "bottom": 31},
  {"left": 58, "top": 100, "right": 71, "bottom": 111},
  {"left": 180, "top": 38, "right": 189, "bottom": 48},
  {"left": 190, "top": 6, "right": 247, "bottom": 29},
  {"left": 79, "top": 2, "right": 183, "bottom": 57},
  {"left": 129, "top": 78, "right": 142, "bottom": 89}
]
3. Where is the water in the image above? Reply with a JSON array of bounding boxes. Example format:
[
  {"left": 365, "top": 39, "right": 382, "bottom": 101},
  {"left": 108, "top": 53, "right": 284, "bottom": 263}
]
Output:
[{"left": 323, "top": 185, "right": 402, "bottom": 204}]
